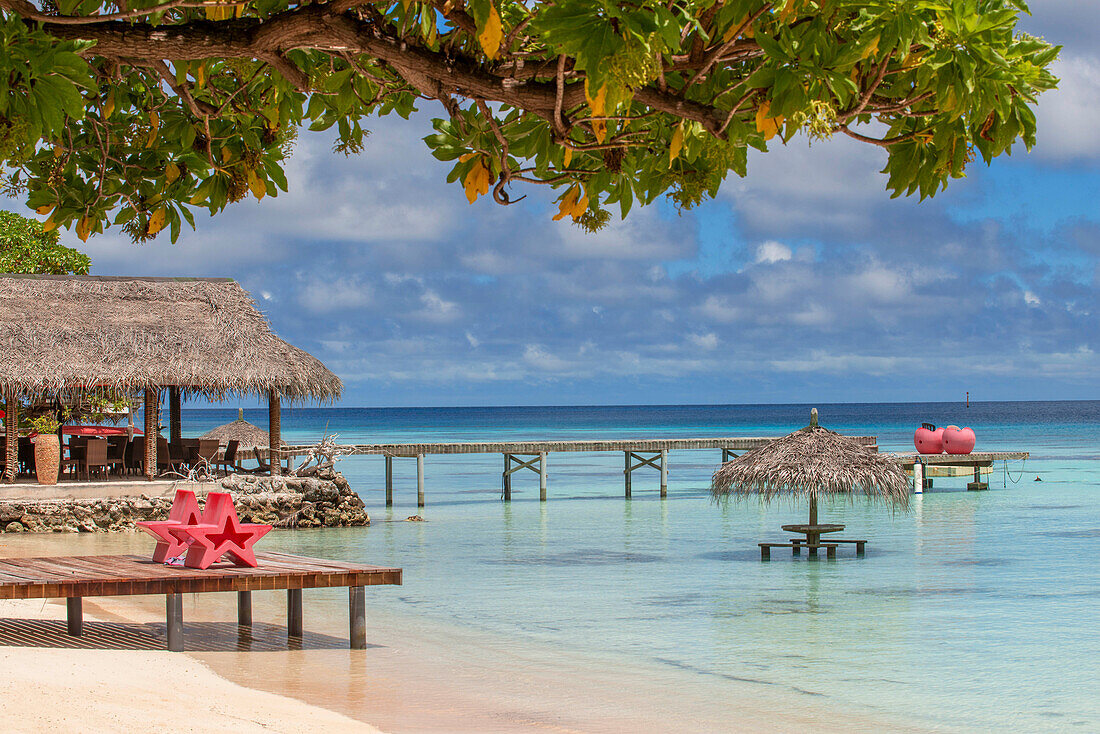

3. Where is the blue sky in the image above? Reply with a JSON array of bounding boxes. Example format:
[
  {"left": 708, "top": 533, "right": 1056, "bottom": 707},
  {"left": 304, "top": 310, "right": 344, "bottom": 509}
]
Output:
[{"left": 29, "top": 3, "right": 1100, "bottom": 407}]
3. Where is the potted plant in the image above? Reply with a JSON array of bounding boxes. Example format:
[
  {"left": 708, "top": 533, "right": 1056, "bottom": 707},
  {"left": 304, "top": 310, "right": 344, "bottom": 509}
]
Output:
[{"left": 28, "top": 414, "right": 61, "bottom": 485}]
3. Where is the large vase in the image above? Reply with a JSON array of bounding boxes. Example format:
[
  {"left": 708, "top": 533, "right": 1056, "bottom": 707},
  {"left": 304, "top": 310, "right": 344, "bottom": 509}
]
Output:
[{"left": 34, "top": 434, "right": 59, "bottom": 485}]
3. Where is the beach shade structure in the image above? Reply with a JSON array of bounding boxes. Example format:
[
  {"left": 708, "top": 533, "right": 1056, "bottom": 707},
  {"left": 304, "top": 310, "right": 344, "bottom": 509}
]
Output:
[
  {"left": 200, "top": 408, "right": 284, "bottom": 452},
  {"left": 711, "top": 408, "right": 910, "bottom": 559}
]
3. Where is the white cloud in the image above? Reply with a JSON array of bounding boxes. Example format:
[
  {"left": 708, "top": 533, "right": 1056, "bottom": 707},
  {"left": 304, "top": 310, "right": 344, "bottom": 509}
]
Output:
[
  {"left": 465, "top": 331, "right": 480, "bottom": 348},
  {"left": 1024, "top": 290, "right": 1041, "bottom": 306},
  {"left": 1033, "top": 54, "right": 1100, "bottom": 160},
  {"left": 297, "top": 277, "right": 372, "bottom": 313},
  {"left": 687, "top": 332, "right": 719, "bottom": 350},
  {"left": 754, "top": 241, "right": 793, "bottom": 264}
]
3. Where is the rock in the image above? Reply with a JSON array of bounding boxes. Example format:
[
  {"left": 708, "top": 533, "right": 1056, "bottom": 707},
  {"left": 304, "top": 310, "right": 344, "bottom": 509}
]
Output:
[{"left": 0, "top": 471, "right": 368, "bottom": 533}]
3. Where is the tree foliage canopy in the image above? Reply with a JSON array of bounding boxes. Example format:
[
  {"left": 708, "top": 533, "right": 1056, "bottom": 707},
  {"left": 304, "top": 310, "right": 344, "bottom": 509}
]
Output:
[
  {"left": 0, "top": 209, "right": 90, "bottom": 272},
  {"left": 0, "top": 0, "right": 1059, "bottom": 240}
]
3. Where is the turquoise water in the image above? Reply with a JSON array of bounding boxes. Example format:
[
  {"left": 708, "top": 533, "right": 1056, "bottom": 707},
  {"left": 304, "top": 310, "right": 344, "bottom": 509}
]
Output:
[{"left": 183, "top": 402, "right": 1098, "bottom": 730}]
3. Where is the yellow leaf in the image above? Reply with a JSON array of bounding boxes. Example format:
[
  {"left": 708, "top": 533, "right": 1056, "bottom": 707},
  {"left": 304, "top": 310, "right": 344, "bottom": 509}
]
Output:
[
  {"left": 585, "top": 79, "right": 607, "bottom": 117},
  {"left": 35, "top": 204, "right": 54, "bottom": 216},
  {"left": 102, "top": 91, "right": 115, "bottom": 118},
  {"left": 562, "top": 147, "right": 572, "bottom": 168},
  {"left": 165, "top": 163, "right": 181, "bottom": 184},
  {"left": 463, "top": 160, "right": 490, "bottom": 204},
  {"left": 247, "top": 170, "right": 266, "bottom": 200},
  {"left": 402, "top": 0, "right": 413, "bottom": 8},
  {"left": 478, "top": 4, "right": 503, "bottom": 60},
  {"left": 146, "top": 110, "right": 159, "bottom": 148},
  {"left": 42, "top": 216, "right": 57, "bottom": 232},
  {"left": 861, "top": 35, "right": 880, "bottom": 60},
  {"left": 669, "top": 123, "right": 683, "bottom": 166},
  {"left": 571, "top": 186, "right": 588, "bottom": 219},
  {"left": 194, "top": 64, "right": 205, "bottom": 90},
  {"left": 723, "top": 13, "right": 755, "bottom": 42},
  {"left": 755, "top": 101, "right": 784, "bottom": 141},
  {"left": 75, "top": 217, "right": 91, "bottom": 243},
  {"left": 553, "top": 185, "right": 580, "bottom": 221},
  {"left": 458, "top": 152, "right": 476, "bottom": 163},
  {"left": 592, "top": 119, "right": 607, "bottom": 143},
  {"left": 220, "top": 146, "right": 232, "bottom": 162},
  {"left": 778, "top": 0, "right": 800, "bottom": 24},
  {"left": 147, "top": 208, "right": 167, "bottom": 236}
]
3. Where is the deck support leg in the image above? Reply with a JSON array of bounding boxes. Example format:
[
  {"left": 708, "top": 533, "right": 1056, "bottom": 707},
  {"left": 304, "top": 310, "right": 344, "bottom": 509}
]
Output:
[
  {"left": 287, "top": 588, "right": 303, "bottom": 638},
  {"left": 349, "top": 586, "right": 366, "bottom": 649},
  {"left": 416, "top": 454, "right": 425, "bottom": 508},
  {"left": 624, "top": 452, "right": 632, "bottom": 498},
  {"left": 659, "top": 449, "right": 668, "bottom": 498},
  {"left": 721, "top": 448, "right": 737, "bottom": 463},
  {"left": 237, "top": 590, "right": 252, "bottom": 626},
  {"left": 502, "top": 454, "right": 511, "bottom": 502},
  {"left": 539, "top": 451, "right": 547, "bottom": 502},
  {"left": 385, "top": 456, "right": 393, "bottom": 507},
  {"left": 166, "top": 593, "right": 184, "bottom": 652},
  {"left": 913, "top": 461, "right": 924, "bottom": 494},
  {"left": 66, "top": 597, "right": 82, "bottom": 636}
]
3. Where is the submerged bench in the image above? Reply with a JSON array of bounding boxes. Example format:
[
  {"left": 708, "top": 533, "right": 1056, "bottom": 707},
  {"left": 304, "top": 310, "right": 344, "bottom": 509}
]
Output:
[
  {"left": 0, "top": 551, "right": 402, "bottom": 651},
  {"left": 791, "top": 538, "right": 867, "bottom": 556},
  {"left": 759, "top": 542, "right": 838, "bottom": 560}
]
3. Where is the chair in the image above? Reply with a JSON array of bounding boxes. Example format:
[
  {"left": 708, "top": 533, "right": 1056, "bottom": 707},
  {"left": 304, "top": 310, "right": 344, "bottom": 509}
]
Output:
[
  {"left": 195, "top": 439, "right": 220, "bottom": 472},
  {"left": 82, "top": 438, "right": 109, "bottom": 480},
  {"left": 106, "top": 436, "right": 126, "bottom": 476},
  {"left": 213, "top": 440, "right": 240, "bottom": 477},
  {"left": 156, "top": 436, "right": 172, "bottom": 476},
  {"left": 127, "top": 436, "right": 144, "bottom": 475},
  {"left": 61, "top": 437, "right": 87, "bottom": 480}
]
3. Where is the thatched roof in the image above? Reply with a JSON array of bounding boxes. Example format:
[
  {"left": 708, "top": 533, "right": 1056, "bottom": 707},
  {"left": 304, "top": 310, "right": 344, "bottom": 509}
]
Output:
[
  {"left": 200, "top": 408, "right": 284, "bottom": 450},
  {"left": 711, "top": 412, "right": 910, "bottom": 509},
  {"left": 0, "top": 275, "right": 341, "bottom": 402}
]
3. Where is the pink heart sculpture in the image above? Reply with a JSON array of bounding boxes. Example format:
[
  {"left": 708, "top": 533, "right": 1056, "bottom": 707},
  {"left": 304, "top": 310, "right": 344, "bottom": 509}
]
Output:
[
  {"left": 942, "top": 426, "right": 976, "bottom": 454},
  {"left": 914, "top": 423, "right": 944, "bottom": 454}
]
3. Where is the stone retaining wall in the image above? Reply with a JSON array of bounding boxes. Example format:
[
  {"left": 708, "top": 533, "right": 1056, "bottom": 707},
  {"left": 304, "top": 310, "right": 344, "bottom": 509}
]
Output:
[{"left": 0, "top": 471, "right": 368, "bottom": 533}]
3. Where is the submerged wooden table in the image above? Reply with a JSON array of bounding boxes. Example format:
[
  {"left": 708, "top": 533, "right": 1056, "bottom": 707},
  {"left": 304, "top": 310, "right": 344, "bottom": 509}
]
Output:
[{"left": 0, "top": 551, "right": 402, "bottom": 651}]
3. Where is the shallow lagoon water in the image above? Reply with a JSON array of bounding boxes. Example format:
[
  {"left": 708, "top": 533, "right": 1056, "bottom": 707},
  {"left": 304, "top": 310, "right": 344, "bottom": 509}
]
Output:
[{"left": 12, "top": 401, "right": 1100, "bottom": 731}]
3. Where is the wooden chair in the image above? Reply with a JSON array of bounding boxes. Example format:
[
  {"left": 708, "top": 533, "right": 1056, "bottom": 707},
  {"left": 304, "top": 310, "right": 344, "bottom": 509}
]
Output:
[
  {"left": 18, "top": 436, "right": 34, "bottom": 476},
  {"left": 126, "top": 436, "right": 144, "bottom": 475},
  {"left": 82, "top": 438, "right": 109, "bottom": 480},
  {"left": 61, "top": 437, "right": 87, "bottom": 480},
  {"left": 195, "top": 439, "right": 220, "bottom": 471},
  {"left": 213, "top": 440, "right": 240, "bottom": 476},
  {"left": 156, "top": 436, "right": 172, "bottom": 476},
  {"left": 106, "top": 436, "right": 127, "bottom": 476}
]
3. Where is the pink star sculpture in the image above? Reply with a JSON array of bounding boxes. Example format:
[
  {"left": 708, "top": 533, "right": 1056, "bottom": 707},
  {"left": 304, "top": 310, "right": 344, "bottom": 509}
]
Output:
[
  {"left": 136, "top": 489, "right": 204, "bottom": 563},
  {"left": 172, "top": 492, "right": 273, "bottom": 569}
]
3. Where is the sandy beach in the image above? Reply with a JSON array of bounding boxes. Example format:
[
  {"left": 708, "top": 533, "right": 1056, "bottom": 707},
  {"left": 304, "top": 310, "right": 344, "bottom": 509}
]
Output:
[{"left": 0, "top": 598, "right": 381, "bottom": 734}]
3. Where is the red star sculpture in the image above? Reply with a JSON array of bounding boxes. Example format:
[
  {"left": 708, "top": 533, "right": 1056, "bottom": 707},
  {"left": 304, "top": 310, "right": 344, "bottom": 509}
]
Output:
[
  {"left": 173, "top": 492, "right": 273, "bottom": 569},
  {"left": 136, "top": 489, "right": 203, "bottom": 563}
]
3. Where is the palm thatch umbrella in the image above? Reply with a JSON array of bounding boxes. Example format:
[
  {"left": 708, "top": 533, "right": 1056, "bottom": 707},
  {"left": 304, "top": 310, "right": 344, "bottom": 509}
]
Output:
[
  {"left": 711, "top": 409, "right": 909, "bottom": 545},
  {"left": 200, "top": 408, "right": 284, "bottom": 452}
]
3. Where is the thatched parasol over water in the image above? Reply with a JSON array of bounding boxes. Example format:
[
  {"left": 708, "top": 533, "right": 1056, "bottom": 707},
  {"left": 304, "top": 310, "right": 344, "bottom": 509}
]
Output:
[
  {"left": 200, "top": 408, "right": 285, "bottom": 451},
  {"left": 711, "top": 408, "right": 910, "bottom": 529}
]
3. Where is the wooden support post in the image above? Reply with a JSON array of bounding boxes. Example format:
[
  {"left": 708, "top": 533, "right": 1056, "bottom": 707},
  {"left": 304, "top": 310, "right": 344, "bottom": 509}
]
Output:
[
  {"left": 287, "top": 588, "right": 303, "bottom": 637},
  {"left": 237, "top": 590, "right": 252, "bottom": 626},
  {"left": 659, "top": 449, "right": 668, "bottom": 498},
  {"left": 624, "top": 452, "right": 632, "bottom": 498},
  {"left": 385, "top": 456, "right": 393, "bottom": 507},
  {"left": 349, "top": 586, "right": 367, "bottom": 649},
  {"left": 913, "top": 461, "right": 924, "bottom": 495},
  {"left": 268, "top": 390, "right": 281, "bottom": 476},
  {"left": 539, "top": 451, "right": 547, "bottom": 502},
  {"left": 143, "top": 387, "right": 158, "bottom": 480},
  {"left": 166, "top": 593, "right": 184, "bottom": 652},
  {"left": 66, "top": 597, "right": 82, "bottom": 636},
  {"left": 168, "top": 386, "right": 182, "bottom": 447},
  {"left": 721, "top": 448, "right": 737, "bottom": 463},
  {"left": 503, "top": 454, "right": 512, "bottom": 502},
  {"left": 416, "top": 454, "right": 425, "bottom": 507},
  {"left": 3, "top": 392, "right": 17, "bottom": 483}
]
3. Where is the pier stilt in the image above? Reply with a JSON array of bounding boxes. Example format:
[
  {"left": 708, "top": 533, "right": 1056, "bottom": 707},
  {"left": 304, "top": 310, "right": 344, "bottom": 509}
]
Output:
[
  {"left": 539, "top": 451, "right": 547, "bottom": 501},
  {"left": 385, "top": 456, "right": 393, "bottom": 507},
  {"left": 913, "top": 461, "right": 924, "bottom": 494},
  {"left": 237, "top": 590, "right": 252, "bottom": 626},
  {"left": 166, "top": 593, "right": 184, "bottom": 652},
  {"left": 624, "top": 452, "right": 632, "bottom": 498},
  {"left": 721, "top": 448, "right": 737, "bottom": 462},
  {"left": 66, "top": 597, "right": 82, "bottom": 636},
  {"left": 502, "top": 453, "right": 546, "bottom": 501},
  {"left": 287, "top": 588, "right": 303, "bottom": 638},
  {"left": 660, "top": 449, "right": 668, "bottom": 498},
  {"left": 416, "top": 454, "right": 425, "bottom": 508},
  {"left": 349, "top": 586, "right": 367, "bottom": 650}
]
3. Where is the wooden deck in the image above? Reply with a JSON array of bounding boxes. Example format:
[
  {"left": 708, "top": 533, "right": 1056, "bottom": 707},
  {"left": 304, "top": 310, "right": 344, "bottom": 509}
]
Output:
[{"left": 0, "top": 552, "right": 401, "bottom": 651}]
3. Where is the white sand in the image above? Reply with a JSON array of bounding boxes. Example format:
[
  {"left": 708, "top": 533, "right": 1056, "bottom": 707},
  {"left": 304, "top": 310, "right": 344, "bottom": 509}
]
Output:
[{"left": 0, "top": 599, "right": 382, "bottom": 734}]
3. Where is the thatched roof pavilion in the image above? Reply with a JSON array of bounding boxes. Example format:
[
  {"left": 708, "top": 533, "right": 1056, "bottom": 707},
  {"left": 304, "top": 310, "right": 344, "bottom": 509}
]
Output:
[
  {"left": 201, "top": 408, "right": 285, "bottom": 452},
  {"left": 0, "top": 275, "right": 341, "bottom": 481},
  {"left": 711, "top": 409, "right": 909, "bottom": 550}
]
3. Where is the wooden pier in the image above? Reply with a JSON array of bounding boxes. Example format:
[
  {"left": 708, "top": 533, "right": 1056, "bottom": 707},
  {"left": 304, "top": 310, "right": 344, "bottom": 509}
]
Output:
[
  {"left": 283, "top": 436, "right": 879, "bottom": 507},
  {"left": 0, "top": 552, "right": 401, "bottom": 651},
  {"left": 891, "top": 452, "right": 1029, "bottom": 493}
]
